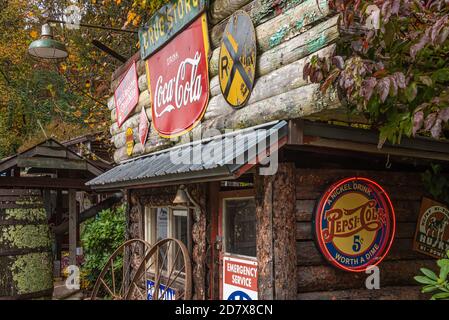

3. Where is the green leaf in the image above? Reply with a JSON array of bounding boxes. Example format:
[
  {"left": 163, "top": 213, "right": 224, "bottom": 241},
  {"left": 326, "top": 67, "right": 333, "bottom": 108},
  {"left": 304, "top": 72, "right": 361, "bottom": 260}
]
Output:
[
  {"left": 432, "top": 68, "right": 449, "bottom": 83},
  {"left": 431, "top": 292, "right": 449, "bottom": 300},
  {"left": 437, "top": 259, "right": 449, "bottom": 268},
  {"left": 404, "top": 82, "right": 418, "bottom": 102},
  {"left": 419, "top": 75, "right": 433, "bottom": 87},
  {"left": 421, "top": 285, "right": 438, "bottom": 293},
  {"left": 420, "top": 268, "right": 438, "bottom": 281},
  {"left": 439, "top": 265, "right": 449, "bottom": 281},
  {"left": 414, "top": 276, "right": 438, "bottom": 285}
]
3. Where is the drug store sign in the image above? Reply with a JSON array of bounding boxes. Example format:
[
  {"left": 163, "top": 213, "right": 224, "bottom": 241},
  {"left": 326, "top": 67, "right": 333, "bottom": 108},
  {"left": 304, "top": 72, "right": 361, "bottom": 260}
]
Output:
[{"left": 223, "top": 256, "right": 258, "bottom": 300}]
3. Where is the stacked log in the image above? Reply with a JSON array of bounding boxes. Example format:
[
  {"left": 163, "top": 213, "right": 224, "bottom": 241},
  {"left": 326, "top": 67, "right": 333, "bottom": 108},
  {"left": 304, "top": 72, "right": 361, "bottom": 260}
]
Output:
[
  {"left": 108, "top": 0, "right": 343, "bottom": 163},
  {"left": 295, "top": 168, "right": 434, "bottom": 300}
]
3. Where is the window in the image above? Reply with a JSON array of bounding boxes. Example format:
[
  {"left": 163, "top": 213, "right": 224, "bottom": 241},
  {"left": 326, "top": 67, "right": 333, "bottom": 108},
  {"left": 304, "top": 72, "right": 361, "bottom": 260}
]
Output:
[
  {"left": 156, "top": 208, "right": 168, "bottom": 241},
  {"left": 144, "top": 207, "right": 190, "bottom": 270},
  {"left": 223, "top": 198, "right": 256, "bottom": 257},
  {"left": 172, "top": 210, "right": 188, "bottom": 270}
]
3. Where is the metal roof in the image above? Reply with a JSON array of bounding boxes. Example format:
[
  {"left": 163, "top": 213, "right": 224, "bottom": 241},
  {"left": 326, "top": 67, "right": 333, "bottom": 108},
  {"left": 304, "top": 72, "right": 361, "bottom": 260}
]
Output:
[{"left": 87, "top": 121, "right": 288, "bottom": 190}]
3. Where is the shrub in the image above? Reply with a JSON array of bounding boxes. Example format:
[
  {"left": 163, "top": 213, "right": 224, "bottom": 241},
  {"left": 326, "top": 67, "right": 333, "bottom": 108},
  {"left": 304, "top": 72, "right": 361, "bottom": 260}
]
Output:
[{"left": 80, "top": 204, "right": 126, "bottom": 291}]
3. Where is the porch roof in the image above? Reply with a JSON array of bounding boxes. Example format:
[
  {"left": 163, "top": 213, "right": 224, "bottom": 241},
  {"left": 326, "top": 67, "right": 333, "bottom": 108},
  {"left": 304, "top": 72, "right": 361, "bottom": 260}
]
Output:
[{"left": 86, "top": 120, "right": 288, "bottom": 190}]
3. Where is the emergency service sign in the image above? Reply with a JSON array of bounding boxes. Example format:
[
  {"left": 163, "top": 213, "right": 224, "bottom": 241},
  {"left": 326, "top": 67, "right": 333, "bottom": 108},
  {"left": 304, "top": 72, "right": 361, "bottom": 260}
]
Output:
[{"left": 223, "top": 256, "right": 258, "bottom": 300}]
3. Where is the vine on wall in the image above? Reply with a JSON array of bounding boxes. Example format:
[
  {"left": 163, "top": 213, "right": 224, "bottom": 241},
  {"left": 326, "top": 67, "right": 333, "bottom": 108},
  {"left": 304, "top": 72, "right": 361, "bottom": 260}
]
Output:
[{"left": 304, "top": 0, "right": 449, "bottom": 146}]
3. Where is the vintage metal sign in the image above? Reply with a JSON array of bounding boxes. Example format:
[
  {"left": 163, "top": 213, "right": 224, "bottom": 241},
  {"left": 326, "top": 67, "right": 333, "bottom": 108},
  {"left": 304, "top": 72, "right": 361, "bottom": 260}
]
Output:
[
  {"left": 314, "top": 177, "right": 396, "bottom": 272},
  {"left": 223, "top": 256, "right": 258, "bottom": 300},
  {"left": 139, "top": 107, "right": 149, "bottom": 147},
  {"left": 114, "top": 62, "right": 139, "bottom": 128},
  {"left": 145, "top": 14, "right": 210, "bottom": 138},
  {"left": 147, "top": 280, "right": 176, "bottom": 300},
  {"left": 126, "top": 127, "right": 134, "bottom": 156},
  {"left": 413, "top": 197, "right": 449, "bottom": 259},
  {"left": 219, "top": 11, "right": 256, "bottom": 108},
  {"left": 138, "top": 0, "right": 207, "bottom": 60}
]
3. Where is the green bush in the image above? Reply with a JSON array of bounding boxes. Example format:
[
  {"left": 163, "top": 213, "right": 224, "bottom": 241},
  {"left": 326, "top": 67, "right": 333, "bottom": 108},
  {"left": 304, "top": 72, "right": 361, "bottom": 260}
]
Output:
[
  {"left": 414, "top": 250, "right": 449, "bottom": 300},
  {"left": 81, "top": 204, "right": 126, "bottom": 291}
]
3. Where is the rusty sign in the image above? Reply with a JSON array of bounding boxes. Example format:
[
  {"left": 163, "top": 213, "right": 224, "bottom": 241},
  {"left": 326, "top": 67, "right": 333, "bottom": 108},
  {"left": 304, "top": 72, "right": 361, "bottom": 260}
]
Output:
[
  {"left": 146, "top": 14, "right": 210, "bottom": 138},
  {"left": 114, "top": 62, "right": 139, "bottom": 128},
  {"left": 413, "top": 197, "right": 449, "bottom": 259},
  {"left": 313, "top": 177, "right": 396, "bottom": 272},
  {"left": 139, "top": 107, "right": 149, "bottom": 147},
  {"left": 126, "top": 127, "right": 134, "bottom": 156},
  {"left": 138, "top": 0, "right": 207, "bottom": 60},
  {"left": 219, "top": 11, "right": 256, "bottom": 108}
]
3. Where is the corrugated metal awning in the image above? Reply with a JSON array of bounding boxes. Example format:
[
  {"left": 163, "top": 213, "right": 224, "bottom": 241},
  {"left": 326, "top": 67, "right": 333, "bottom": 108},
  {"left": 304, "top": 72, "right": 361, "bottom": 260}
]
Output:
[{"left": 87, "top": 121, "right": 288, "bottom": 190}]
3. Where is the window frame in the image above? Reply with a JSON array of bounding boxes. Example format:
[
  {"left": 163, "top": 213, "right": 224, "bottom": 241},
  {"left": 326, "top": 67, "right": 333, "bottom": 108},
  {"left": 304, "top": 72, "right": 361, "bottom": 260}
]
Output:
[
  {"left": 144, "top": 206, "right": 192, "bottom": 273},
  {"left": 222, "top": 196, "right": 257, "bottom": 259}
]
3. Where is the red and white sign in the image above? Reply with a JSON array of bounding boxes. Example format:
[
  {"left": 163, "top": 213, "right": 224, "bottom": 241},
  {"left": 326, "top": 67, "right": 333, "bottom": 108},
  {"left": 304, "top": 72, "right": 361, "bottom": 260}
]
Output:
[
  {"left": 114, "top": 62, "right": 139, "bottom": 128},
  {"left": 145, "top": 14, "right": 210, "bottom": 138},
  {"left": 139, "top": 107, "right": 149, "bottom": 146},
  {"left": 223, "top": 256, "right": 258, "bottom": 300}
]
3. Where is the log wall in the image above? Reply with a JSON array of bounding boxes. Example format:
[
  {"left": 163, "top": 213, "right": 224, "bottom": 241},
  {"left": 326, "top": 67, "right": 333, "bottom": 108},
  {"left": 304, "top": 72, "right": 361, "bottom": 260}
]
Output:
[
  {"left": 108, "top": 0, "right": 343, "bottom": 164},
  {"left": 295, "top": 168, "right": 433, "bottom": 300}
]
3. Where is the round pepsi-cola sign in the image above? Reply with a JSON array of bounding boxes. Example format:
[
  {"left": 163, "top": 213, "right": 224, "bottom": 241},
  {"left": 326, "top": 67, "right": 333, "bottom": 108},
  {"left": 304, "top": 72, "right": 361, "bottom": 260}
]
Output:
[{"left": 314, "top": 177, "right": 396, "bottom": 272}]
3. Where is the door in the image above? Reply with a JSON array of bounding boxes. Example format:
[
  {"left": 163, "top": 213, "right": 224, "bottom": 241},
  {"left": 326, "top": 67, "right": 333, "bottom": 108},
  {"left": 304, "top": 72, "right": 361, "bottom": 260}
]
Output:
[{"left": 218, "top": 190, "right": 258, "bottom": 300}]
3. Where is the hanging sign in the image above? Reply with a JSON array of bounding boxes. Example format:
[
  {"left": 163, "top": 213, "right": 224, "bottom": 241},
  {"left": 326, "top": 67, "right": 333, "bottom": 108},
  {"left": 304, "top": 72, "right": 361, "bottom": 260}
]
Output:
[
  {"left": 139, "top": 107, "right": 150, "bottom": 147},
  {"left": 219, "top": 11, "right": 256, "bottom": 108},
  {"left": 146, "top": 14, "right": 210, "bottom": 138},
  {"left": 413, "top": 197, "right": 449, "bottom": 259},
  {"left": 126, "top": 127, "right": 134, "bottom": 156},
  {"left": 223, "top": 256, "right": 258, "bottom": 300},
  {"left": 138, "top": 0, "right": 207, "bottom": 60},
  {"left": 314, "top": 177, "right": 396, "bottom": 272},
  {"left": 114, "top": 62, "right": 139, "bottom": 128}
]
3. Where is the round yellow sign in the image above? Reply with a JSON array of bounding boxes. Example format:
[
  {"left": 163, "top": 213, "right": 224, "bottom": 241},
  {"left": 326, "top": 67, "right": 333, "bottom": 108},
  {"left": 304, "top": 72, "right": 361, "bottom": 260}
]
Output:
[
  {"left": 314, "top": 177, "right": 396, "bottom": 272},
  {"left": 219, "top": 11, "right": 256, "bottom": 108}
]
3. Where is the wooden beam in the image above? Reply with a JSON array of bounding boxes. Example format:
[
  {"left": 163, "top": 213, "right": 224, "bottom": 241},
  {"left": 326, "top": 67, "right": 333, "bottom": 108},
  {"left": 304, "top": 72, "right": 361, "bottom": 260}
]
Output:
[
  {"left": 0, "top": 189, "right": 41, "bottom": 196},
  {"left": 0, "top": 158, "right": 18, "bottom": 174},
  {"left": 17, "top": 157, "right": 87, "bottom": 170},
  {"left": 52, "top": 193, "right": 122, "bottom": 235},
  {"left": 31, "top": 146, "right": 67, "bottom": 158},
  {"left": 301, "top": 121, "right": 449, "bottom": 154},
  {"left": 303, "top": 137, "right": 449, "bottom": 162},
  {"left": 68, "top": 189, "right": 77, "bottom": 266},
  {"left": 0, "top": 177, "right": 90, "bottom": 190}
]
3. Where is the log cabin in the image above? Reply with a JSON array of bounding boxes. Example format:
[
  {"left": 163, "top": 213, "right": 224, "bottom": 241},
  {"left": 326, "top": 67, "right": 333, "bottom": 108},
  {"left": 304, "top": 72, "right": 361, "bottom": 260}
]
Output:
[{"left": 87, "top": 0, "right": 449, "bottom": 300}]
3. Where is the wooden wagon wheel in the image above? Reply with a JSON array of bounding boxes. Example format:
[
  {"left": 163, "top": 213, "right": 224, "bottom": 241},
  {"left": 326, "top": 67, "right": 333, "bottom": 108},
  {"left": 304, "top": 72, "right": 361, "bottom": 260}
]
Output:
[
  {"left": 91, "top": 239, "right": 152, "bottom": 300},
  {"left": 126, "top": 238, "right": 192, "bottom": 300}
]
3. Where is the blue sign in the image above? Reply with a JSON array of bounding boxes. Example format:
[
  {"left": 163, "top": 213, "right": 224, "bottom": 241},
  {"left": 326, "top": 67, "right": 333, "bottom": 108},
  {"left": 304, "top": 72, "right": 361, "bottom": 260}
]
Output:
[
  {"left": 147, "top": 280, "right": 176, "bottom": 300},
  {"left": 227, "top": 290, "right": 252, "bottom": 300}
]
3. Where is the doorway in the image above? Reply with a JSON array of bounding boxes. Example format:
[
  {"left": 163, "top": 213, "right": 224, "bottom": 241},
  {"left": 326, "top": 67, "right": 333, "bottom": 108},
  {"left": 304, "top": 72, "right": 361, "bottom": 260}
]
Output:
[{"left": 218, "top": 190, "right": 258, "bottom": 300}]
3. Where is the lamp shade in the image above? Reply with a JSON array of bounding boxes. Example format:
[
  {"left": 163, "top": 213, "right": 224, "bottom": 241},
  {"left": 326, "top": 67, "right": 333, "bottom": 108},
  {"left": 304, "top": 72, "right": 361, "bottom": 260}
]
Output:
[
  {"left": 173, "top": 186, "right": 189, "bottom": 205},
  {"left": 28, "top": 24, "right": 68, "bottom": 59}
]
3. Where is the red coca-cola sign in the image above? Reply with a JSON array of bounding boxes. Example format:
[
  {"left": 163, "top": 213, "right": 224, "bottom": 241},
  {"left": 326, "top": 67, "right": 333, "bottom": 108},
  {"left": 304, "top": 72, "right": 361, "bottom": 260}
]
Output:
[{"left": 145, "top": 14, "right": 210, "bottom": 138}]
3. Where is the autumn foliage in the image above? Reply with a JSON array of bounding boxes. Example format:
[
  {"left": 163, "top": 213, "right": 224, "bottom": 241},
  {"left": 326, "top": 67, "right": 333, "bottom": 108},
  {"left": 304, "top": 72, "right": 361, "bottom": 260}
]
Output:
[
  {"left": 0, "top": 0, "right": 169, "bottom": 158},
  {"left": 304, "top": 0, "right": 449, "bottom": 146}
]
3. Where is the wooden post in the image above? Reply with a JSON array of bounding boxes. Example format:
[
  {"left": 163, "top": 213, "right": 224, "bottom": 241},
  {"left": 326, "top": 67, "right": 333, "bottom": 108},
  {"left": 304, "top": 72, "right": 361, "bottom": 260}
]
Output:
[
  {"left": 255, "top": 162, "right": 297, "bottom": 299},
  {"left": 208, "top": 181, "right": 220, "bottom": 300},
  {"left": 68, "top": 189, "right": 77, "bottom": 266}
]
